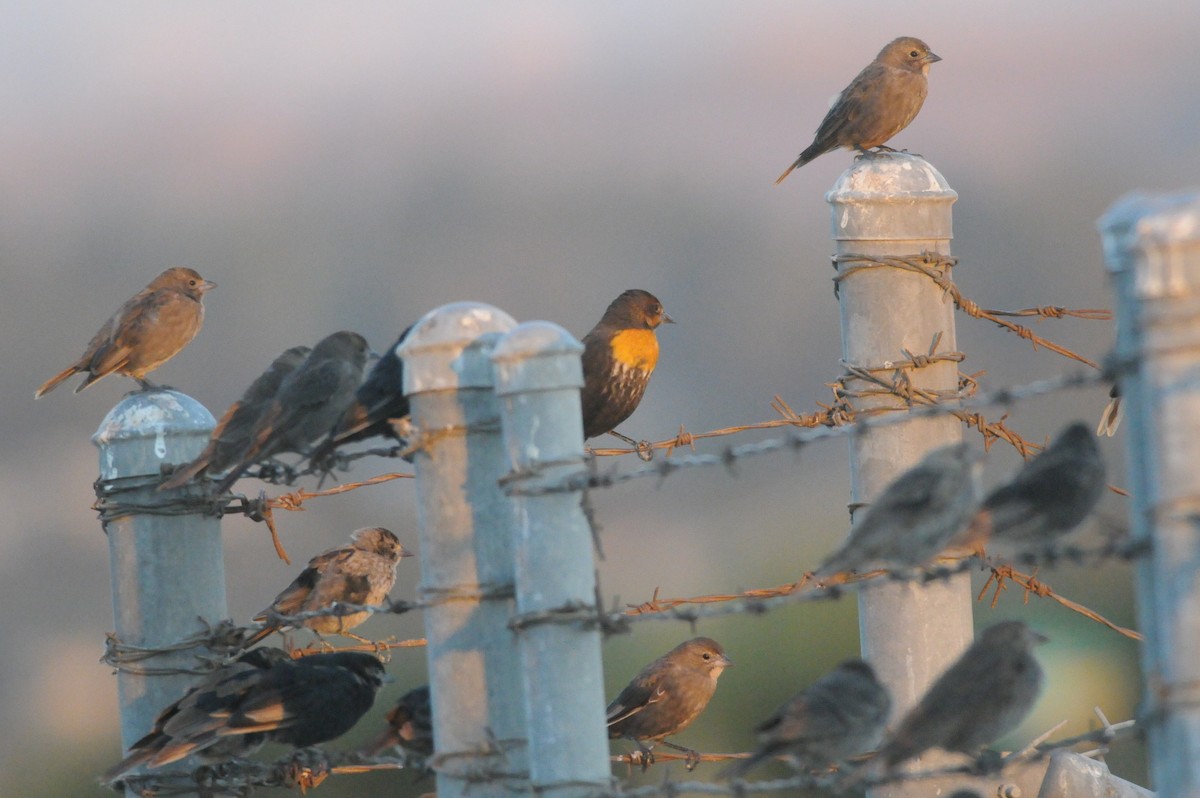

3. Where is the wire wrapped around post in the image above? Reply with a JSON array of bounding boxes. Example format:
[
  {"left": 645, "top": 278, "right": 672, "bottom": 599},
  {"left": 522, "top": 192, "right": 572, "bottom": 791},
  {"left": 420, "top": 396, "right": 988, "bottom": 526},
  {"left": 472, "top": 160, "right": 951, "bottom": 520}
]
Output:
[
  {"left": 492, "top": 321, "right": 612, "bottom": 798},
  {"left": 400, "top": 303, "right": 529, "bottom": 798},
  {"left": 1101, "top": 190, "right": 1200, "bottom": 796},
  {"left": 94, "top": 389, "right": 227, "bottom": 797}
]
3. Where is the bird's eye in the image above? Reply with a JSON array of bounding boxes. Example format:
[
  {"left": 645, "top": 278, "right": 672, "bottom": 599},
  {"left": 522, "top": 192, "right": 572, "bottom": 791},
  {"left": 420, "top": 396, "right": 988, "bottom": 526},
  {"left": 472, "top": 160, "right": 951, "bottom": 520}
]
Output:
[
  {"left": 909, "top": 50, "right": 920, "bottom": 58},
  {"left": 702, "top": 652, "right": 711, "bottom": 660},
  {"left": 189, "top": 279, "right": 198, "bottom": 286}
]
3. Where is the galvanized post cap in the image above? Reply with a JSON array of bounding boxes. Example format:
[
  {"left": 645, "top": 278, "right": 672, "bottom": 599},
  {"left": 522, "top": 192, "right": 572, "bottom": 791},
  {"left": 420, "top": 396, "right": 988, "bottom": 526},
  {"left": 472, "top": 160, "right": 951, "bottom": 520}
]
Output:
[
  {"left": 826, "top": 153, "right": 956, "bottom": 242},
  {"left": 399, "top": 301, "right": 518, "bottom": 394},
  {"left": 1099, "top": 190, "right": 1200, "bottom": 282},
  {"left": 491, "top": 321, "right": 585, "bottom": 397},
  {"left": 92, "top": 389, "right": 216, "bottom": 447}
]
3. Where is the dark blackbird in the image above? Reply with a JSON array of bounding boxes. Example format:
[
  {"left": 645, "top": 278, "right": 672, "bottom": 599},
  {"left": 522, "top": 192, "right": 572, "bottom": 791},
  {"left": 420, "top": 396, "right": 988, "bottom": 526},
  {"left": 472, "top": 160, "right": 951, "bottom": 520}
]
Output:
[
  {"left": 880, "top": 621, "right": 1046, "bottom": 768},
  {"left": 214, "top": 331, "right": 370, "bottom": 493},
  {"left": 159, "top": 346, "right": 310, "bottom": 490},
  {"left": 723, "top": 659, "right": 890, "bottom": 778},
  {"left": 581, "top": 290, "right": 673, "bottom": 440},
  {"left": 105, "top": 650, "right": 386, "bottom": 783},
  {"left": 36, "top": 267, "right": 216, "bottom": 397},
  {"left": 310, "top": 325, "right": 414, "bottom": 464},
  {"left": 975, "top": 422, "right": 1105, "bottom": 552},
  {"left": 776, "top": 37, "right": 941, "bottom": 182},
  {"left": 607, "top": 637, "right": 732, "bottom": 768},
  {"left": 360, "top": 685, "right": 434, "bottom": 760},
  {"left": 814, "top": 442, "right": 982, "bottom": 578},
  {"left": 242, "top": 526, "right": 413, "bottom": 647}
]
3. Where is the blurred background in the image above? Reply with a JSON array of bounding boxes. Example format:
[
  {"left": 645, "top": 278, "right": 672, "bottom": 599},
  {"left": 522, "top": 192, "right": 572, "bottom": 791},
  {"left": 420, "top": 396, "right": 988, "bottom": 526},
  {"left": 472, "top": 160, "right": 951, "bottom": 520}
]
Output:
[{"left": 6, "top": 0, "right": 1195, "bottom": 794}]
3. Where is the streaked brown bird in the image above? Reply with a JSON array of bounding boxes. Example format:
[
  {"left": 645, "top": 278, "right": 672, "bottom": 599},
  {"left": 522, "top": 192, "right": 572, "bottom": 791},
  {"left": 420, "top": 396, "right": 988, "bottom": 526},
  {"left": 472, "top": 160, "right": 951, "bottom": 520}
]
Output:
[
  {"left": 581, "top": 290, "right": 674, "bottom": 441},
  {"left": 35, "top": 267, "right": 216, "bottom": 397},
  {"left": 722, "top": 659, "right": 890, "bottom": 779},
  {"left": 360, "top": 685, "right": 434, "bottom": 762},
  {"left": 242, "top": 526, "right": 413, "bottom": 648},
  {"left": 105, "top": 650, "right": 387, "bottom": 784},
  {"left": 310, "top": 325, "right": 414, "bottom": 465},
  {"left": 880, "top": 621, "right": 1046, "bottom": 768},
  {"left": 776, "top": 37, "right": 941, "bottom": 182},
  {"left": 814, "top": 442, "right": 982, "bottom": 579},
  {"left": 159, "top": 346, "right": 311, "bottom": 491},
  {"left": 972, "top": 422, "right": 1105, "bottom": 554},
  {"left": 214, "top": 331, "right": 370, "bottom": 493},
  {"left": 607, "top": 637, "right": 732, "bottom": 769}
]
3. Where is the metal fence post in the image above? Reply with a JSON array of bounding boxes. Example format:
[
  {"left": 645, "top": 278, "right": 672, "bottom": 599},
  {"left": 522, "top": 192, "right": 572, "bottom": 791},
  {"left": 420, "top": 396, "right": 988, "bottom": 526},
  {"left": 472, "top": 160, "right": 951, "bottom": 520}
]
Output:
[
  {"left": 828, "top": 153, "right": 1043, "bottom": 796},
  {"left": 93, "top": 389, "right": 226, "bottom": 795},
  {"left": 492, "top": 321, "right": 611, "bottom": 798},
  {"left": 1101, "top": 190, "right": 1200, "bottom": 797},
  {"left": 400, "top": 302, "right": 528, "bottom": 798}
]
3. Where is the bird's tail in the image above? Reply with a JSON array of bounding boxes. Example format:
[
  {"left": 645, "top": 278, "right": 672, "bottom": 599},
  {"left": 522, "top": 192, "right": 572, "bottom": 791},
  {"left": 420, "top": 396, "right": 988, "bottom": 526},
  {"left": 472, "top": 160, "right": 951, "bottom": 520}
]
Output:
[
  {"left": 34, "top": 364, "right": 80, "bottom": 398},
  {"left": 774, "top": 158, "right": 802, "bottom": 184},
  {"left": 1097, "top": 394, "right": 1122, "bottom": 437},
  {"left": 239, "top": 623, "right": 277, "bottom": 649},
  {"left": 775, "top": 143, "right": 827, "bottom": 184}
]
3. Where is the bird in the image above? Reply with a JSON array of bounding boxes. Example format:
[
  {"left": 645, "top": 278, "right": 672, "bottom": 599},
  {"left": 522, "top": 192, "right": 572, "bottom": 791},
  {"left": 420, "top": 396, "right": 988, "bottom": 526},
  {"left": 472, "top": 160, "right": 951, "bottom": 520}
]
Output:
[
  {"left": 607, "top": 637, "right": 732, "bottom": 769},
  {"left": 580, "top": 290, "right": 674, "bottom": 441},
  {"left": 814, "top": 442, "right": 982, "bottom": 579},
  {"left": 776, "top": 36, "right": 941, "bottom": 182},
  {"left": 309, "top": 325, "right": 414, "bottom": 465},
  {"left": 359, "top": 685, "right": 434, "bottom": 762},
  {"left": 158, "top": 346, "right": 311, "bottom": 491},
  {"left": 972, "top": 422, "right": 1106, "bottom": 555},
  {"left": 213, "top": 331, "right": 371, "bottom": 494},
  {"left": 35, "top": 267, "right": 216, "bottom": 397},
  {"left": 1097, "top": 384, "right": 1122, "bottom": 437},
  {"left": 722, "top": 659, "right": 890, "bottom": 779},
  {"left": 242, "top": 526, "right": 413, "bottom": 648},
  {"left": 879, "top": 621, "right": 1046, "bottom": 768},
  {"left": 105, "top": 650, "right": 387, "bottom": 784}
]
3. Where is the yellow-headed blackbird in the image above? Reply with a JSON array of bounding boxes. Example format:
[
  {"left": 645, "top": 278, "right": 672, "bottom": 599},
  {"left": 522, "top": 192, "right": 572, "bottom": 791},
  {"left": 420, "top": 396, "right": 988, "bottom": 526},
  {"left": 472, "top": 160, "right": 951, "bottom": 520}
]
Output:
[
  {"left": 776, "top": 37, "right": 940, "bottom": 182},
  {"left": 105, "top": 650, "right": 386, "bottom": 784},
  {"left": 607, "top": 637, "right": 731, "bottom": 768},
  {"left": 581, "top": 290, "right": 673, "bottom": 440},
  {"left": 242, "top": 526, "right": 412, "bottom": 647},
  {"left": 159, "top": 345, "right": 310, "bottom": 490},
  {"left": 36, "top": 267, "right": 216, "bottom": 397}
]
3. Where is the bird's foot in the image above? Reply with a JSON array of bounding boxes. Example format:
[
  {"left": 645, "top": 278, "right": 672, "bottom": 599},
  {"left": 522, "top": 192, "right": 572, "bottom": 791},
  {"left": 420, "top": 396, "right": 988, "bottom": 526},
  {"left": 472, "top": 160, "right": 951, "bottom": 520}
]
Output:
[
  {"left": 661, "top": 740, "right": 702, "bottom": 771},
  {"left": 626, "top": 743, "right": 656, "bottom": 772}
]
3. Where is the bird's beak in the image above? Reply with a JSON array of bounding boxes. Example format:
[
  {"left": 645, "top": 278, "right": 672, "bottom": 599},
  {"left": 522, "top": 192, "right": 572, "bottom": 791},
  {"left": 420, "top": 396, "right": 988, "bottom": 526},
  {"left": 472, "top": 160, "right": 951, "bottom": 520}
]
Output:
[
  {"left": 662, "top": 312, "right": 676, "bottom": 324},
  {"left": 400, "top": 547, "right": 417, "bottom": 558},
  {"left": 1031, "top": 629, "right": 1049, "bottom": 645},
  {"left": 367, "top": 348, "right": 383, "bottom": 360},
  {"left": 719, "top": 654, "right": 733, "bottom": 668},
  {"left": 201, "top": 279, "right": 217, "bottom": 292},
  {"left": 926, "top": 51, "right": 942, "bottom": 64}
]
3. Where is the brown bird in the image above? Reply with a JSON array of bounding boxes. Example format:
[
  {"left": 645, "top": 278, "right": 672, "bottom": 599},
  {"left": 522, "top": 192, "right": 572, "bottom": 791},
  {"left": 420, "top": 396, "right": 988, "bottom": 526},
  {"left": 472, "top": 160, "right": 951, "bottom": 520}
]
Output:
[
  {"left": 880, "top": 621, "right": 1046, "bottom": 768},
  {"left": 814, "top": 442, "right": 982, "bottom": 579},
  {"left": 607, "top": 637, "right": 732, "bottom": 769},
  {"left": 360, "top": 685, "right": 434, "bottom": 762},
  {"left": 159, "top": 346, "right": 311, "bottom": 491},
  {"left": 776, "top": 37, "right": 941, "bottom": 182},
  {"left": 973, "top": 422, "right": 1106, "bottom": 554},
  {"left": 35, "top": 267, "right": 216, "bottom": 397},
  {"left": 722, "top": 659, "right": 890, "bottom": 779},
  {"left": 309, "top": 325, "right": 414, "bottom": 466},
  {"left": 581, "top": 290, "right": 674, "bottom": 441},
  {"left": 242, "top": 526, "right": 413, "bottom": 648},
  {"left": 213, "top": 331, "right": 370, "bottom": 494},
  {"left": 105, "top": 650, "right": 388, "bottom": 784}
]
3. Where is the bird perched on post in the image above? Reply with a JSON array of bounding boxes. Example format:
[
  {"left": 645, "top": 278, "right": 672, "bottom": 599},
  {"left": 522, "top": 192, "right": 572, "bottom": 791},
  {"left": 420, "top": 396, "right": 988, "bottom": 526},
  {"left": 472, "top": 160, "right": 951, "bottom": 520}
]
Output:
[
  {"left": 776, "top": 36, "right": 941, "bottom": 182},
  {"left": 813, "top": 442, "right": 982, "bottom": 579},
  {"left": 104, "top": 650, "right": 387, "bottom": 784},
  {"left": 879, "top": 621, "right": 1046, "bottom": 768},
  {"left": 35, "top": 267, "right": 216, "bottom": 397},
  {"left": 159, "top": 346, "right": 311, "bottom": 491},
  {"left": 969, "top": 422, "right": 1105, "bottom": 556},
  {"left": 242, "top": 526, "right": 413, "bottom": 648},
  {"left": 213, "top": 331, "right": 370, "bottom": 494},
  {"left": 607, "top": 637, "right": 732, "bottom": 769},
  {"left": 580, "top": 290, "right": 674, "bottom": 441},
  {"left": 722, "top": 659, "right": 890, "bottom": 779},
  {"left": 309, "top": 325, "right": 414, "bottom": 465},
  {"left": 359, "top": 685, "right": 434, "bottom": 763}
]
